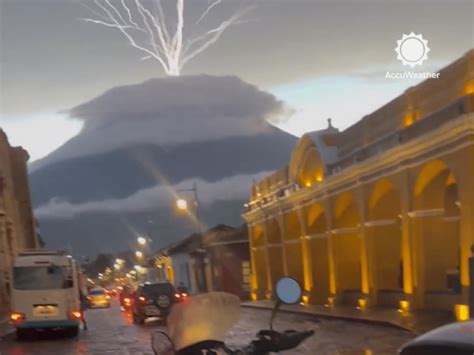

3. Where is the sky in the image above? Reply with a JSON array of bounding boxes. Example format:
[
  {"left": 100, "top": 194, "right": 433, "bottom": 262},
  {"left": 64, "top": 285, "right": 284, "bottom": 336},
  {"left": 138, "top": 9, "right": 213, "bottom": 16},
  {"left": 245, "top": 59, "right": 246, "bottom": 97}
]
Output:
[{"left": 0, "top": 0, "right": 473, "bottom": 161}]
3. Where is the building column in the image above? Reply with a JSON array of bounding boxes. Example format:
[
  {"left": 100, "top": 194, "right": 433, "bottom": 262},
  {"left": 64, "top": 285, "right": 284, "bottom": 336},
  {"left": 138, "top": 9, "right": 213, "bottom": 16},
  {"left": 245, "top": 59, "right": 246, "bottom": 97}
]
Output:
[
  {"left": 298, "top": 208, "right": 313, "bottom": 303},
  {"left": 323, "top": 199, "right": 337, "bottom": 303},
  {"left": 263, "top": 218, "right": 274, "bottom": 298},
  {"left": 458, "top": 147, "right": 474, "bottom": 304},
  {"left": 278, "top": 212, "right": 289, "bottom": 277},
  {"left": 355, "top": 187, "right": 372, "bottom": 304},
  {"left": 398, "top": 169, "right": 419, "bottom": 309}
]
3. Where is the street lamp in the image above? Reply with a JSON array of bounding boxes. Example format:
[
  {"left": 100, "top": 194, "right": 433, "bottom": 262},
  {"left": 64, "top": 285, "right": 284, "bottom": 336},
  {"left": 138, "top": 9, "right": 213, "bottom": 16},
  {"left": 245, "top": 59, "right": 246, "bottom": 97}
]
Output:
[
  {"left": 176, "top": 198, "right": 188, "bottom": 210},
  {"left": 137, "top": 236, "right": 147, "bottom": 245},
  {"left": 135, "top": 250, "right": 143, "bottom": 258},
  {"left": 176, "top": 182, "right": 202, "bottom": 234}
]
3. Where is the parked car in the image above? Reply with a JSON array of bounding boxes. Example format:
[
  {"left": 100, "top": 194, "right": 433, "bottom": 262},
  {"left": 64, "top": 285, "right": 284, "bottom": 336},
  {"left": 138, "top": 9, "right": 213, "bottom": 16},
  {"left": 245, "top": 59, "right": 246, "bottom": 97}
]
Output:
[
  {"left": 399, "top": 321, "right": 474, "bottom": 355},
  {"left": 87, "top": 288, "right": 111, "bottom": 308},
  {"left": 132, "top": 282, "right": 180, "bottom": 324}
]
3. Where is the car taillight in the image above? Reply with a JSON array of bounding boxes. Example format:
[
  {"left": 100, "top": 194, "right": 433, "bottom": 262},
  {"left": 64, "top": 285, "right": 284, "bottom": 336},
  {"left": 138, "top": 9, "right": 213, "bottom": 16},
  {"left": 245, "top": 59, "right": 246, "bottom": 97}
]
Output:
[
  {"left": 10, "top": 312, "right": 25, "bottom": 323},
  {"left": 106, "top": 295, "right": 111, "bottom": 300},
  {"left": 181, "top": 292, "right": 188, "bottom": 299},
  {"left": 124, "top": 297, "right": 131, "bottom": 304},
  {"left": 139, "top": 296, "right": 146, "bottom": 303}
]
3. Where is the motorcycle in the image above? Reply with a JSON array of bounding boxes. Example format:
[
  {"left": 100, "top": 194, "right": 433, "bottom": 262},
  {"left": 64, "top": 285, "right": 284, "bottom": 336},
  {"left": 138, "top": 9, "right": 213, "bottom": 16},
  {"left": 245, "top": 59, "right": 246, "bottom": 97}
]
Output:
[{"left": 151, "top": 277, "right": 314, "bottom": 354}]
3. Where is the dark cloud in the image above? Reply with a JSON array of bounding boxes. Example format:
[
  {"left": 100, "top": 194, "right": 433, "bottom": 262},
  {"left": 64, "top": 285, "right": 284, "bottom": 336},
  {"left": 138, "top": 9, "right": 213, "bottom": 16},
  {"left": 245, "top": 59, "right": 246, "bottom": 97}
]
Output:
[{"left": 31, "top": 75, "right": 291, "bottom": 169}]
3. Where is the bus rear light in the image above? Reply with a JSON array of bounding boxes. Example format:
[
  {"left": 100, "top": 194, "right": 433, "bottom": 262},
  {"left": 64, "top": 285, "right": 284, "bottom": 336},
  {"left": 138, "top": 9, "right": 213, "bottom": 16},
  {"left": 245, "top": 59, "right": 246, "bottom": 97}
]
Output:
[
  {"left": 124, "top": 297, "right": 132, "bottom": 305},
  {"left": 68, "top": 311, "right": 82, "bottom": 320},
  {"left": 10, "top": 312, "right": 25, "bottom": 325},
  {"left": 10, "top": 312, "right": 25, "bottom": 323}
]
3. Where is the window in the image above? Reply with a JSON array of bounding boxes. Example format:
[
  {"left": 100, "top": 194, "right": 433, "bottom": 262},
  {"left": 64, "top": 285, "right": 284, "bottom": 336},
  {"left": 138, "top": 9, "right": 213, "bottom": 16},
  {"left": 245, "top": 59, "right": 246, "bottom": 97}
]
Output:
[{"left": 13, "top": 266, "right": 71, "bottom": 290}]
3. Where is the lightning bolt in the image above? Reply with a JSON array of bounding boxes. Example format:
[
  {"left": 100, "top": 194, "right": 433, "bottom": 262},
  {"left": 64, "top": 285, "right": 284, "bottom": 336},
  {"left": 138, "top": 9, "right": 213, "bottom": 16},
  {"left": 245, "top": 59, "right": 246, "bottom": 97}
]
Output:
[{"left": 81, "top": 0, "right": 253, "bottom": 76}]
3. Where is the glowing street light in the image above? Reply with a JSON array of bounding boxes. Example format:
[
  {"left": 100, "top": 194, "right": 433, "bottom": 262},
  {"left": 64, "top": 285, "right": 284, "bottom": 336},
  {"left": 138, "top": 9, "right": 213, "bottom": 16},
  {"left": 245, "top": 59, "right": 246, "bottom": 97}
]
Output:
[
  {"left": 175, "top": 182, "right": 202, "bottom": 234},
  {"left": 134, "top": 265, "right": 141, "bottom": 272},
  {"left": 135, "top": 250, "right": 143, "bottom": 258},
  {"left": 137, "top": 236, "right": 147, "bottom": 245},
  {"left": 114, "top": 264, "right": 120, "bottom": 270},
  {"left": 115, "top": 258, "right": 124, "bottom": 265},
  {"left": 176, "top": 198, "right": 188, "bottom": 210}
]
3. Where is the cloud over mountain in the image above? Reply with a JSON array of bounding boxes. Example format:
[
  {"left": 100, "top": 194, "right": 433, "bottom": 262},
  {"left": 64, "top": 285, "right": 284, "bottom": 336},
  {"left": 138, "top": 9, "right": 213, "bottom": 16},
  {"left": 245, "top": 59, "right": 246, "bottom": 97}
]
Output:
[
  {"left": 34, "top": 171, "right": 271, "bottom": 219},
  {"left": 32, "top": 75, "right": 291, "bottom": 170}
]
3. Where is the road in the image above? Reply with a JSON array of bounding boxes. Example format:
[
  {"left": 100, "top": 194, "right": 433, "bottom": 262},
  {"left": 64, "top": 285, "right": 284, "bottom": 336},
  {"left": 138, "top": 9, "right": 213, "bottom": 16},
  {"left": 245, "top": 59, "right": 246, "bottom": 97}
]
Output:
[{"left": 0, "top": 299, "right": 414, "bottom": 354}]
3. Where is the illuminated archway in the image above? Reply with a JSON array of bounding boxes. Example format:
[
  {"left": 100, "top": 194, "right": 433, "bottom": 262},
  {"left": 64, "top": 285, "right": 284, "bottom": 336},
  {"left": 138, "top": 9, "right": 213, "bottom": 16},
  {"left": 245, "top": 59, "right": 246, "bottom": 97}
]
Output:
[
  {"left": 251, "top": 224, "right": 267, "bottom": 299},
  {"left": 413, "top": 160, "right": 460, "bottom": 297},
  {"left": 266, "top": 217, "right": 284, "bottom": 292},
  {"left": 283, "top": 210, "right": 304, "bottom": 285},
  {"left": 305, "top": 203, "right": 330, "bottom": 303},
  {"left": 368, "top": 179, "right": 403, "bottom": 299},
  {"left": 289, "top": 135, "right": 325, "bottom": 188},
  {"left": 332, "top": 193, "right": 362, "bottom": 298}
]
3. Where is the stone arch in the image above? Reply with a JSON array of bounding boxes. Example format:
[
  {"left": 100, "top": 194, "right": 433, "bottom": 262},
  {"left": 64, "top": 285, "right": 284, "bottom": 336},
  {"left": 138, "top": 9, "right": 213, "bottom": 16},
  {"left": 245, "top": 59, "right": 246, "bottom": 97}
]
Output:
[
  {"left": 367, "top": 179, "right": 403, "bottom": 300},
  {"left": 266, "top": 217, "right": 284, "bottom": 292},
  {"left": 306, "top": 203, "right": 327, "bottom": 235},
  {"left": 283, "top": 209, "right": 304, "bottom": 285},
  {"left": 289, "top": 135, "right": 325, "bottom": 188},
  {"left": 412, "top": 160, "right": 461, "bottom": 302},
  {"left": 332, "top": 192, "right": 362, "bottom": 299},
  {"left": 250, "top": 224, "right": 267, "bottom": 299},
  {"left": 333, "top": 192, "right": 360, "bottom": 228},
  {"left": 304, "top": 203, "right": 330, "bottom": 303}
]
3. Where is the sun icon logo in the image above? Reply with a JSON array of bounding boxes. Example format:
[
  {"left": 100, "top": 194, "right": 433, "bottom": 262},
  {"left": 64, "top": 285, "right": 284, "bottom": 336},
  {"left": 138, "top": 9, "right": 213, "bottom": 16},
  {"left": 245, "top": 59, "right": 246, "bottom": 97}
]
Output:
[{"left": 395, "top": 32, "right": 430, "bottom": 68}]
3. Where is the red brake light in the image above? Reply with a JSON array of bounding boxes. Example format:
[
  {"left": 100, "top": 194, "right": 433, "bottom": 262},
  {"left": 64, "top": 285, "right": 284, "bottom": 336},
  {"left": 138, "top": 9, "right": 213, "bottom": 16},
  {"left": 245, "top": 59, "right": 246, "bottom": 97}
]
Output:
[
  {"left": 174, "top": 293, "right": 181, "bottom": 298},
  {"left": 181, "top": 293, "right": 188, "bottom": 299},
  {"left": 139, "top": 296, "right": 146, "bottom": 302},
  {"left": 124, "top": 297, "right": 131, "bottom": 304}
]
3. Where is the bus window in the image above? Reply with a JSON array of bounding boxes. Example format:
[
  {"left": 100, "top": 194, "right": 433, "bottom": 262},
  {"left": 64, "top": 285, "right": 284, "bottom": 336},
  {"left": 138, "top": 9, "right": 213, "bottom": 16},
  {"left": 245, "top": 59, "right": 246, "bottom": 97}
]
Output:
[{"left": 13, "top": 266, "right": 72, "bottom": 290}]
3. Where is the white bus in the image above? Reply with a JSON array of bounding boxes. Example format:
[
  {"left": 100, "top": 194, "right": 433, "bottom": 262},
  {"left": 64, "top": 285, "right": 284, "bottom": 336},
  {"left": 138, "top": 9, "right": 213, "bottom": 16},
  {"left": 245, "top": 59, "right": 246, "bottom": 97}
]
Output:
[{"left": 9, "top": 250, "right": 82, "bottom": 337}]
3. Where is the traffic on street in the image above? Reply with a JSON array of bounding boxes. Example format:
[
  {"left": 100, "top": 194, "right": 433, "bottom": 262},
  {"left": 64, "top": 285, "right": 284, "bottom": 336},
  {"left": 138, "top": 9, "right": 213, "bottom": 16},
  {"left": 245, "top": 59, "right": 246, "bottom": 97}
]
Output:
[{"left": 0, "top": 297, "right": 414, "bottom": 355}]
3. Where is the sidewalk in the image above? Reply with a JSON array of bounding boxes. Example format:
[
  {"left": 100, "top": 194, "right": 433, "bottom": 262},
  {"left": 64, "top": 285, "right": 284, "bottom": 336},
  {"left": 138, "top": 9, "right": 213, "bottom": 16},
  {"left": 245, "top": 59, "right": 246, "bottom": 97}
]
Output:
[{"left": 242, "top": 300, "right": 454, "bottom": 335}]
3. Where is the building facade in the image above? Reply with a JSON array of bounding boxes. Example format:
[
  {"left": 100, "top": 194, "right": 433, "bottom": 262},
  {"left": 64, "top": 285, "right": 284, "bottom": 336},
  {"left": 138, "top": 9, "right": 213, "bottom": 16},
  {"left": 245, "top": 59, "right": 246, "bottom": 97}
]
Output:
[
  {"left": 0, "top": 130, "right": 39, "bottom": 313},
  {"left": 155, "top": 225, "right": 251, "bottom": 299},
  {"left": 243, "top": 50, "right": 474, "bottom": 319},
  {"left": 202, "top": 224, "right": 251, "bottom": 300}
]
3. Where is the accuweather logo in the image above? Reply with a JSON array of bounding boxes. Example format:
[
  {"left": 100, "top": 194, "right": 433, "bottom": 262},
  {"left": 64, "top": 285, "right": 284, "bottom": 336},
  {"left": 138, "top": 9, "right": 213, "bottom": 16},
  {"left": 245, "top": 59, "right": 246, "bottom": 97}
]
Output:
[{"left": 386, "top": 32, "right": 440, "bottom": 80}]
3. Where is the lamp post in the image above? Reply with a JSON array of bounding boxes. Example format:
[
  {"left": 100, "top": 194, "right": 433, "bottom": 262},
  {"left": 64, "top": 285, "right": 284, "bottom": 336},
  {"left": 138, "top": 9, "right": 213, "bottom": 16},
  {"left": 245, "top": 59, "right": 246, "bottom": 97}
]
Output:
[{"left": 176, "top": 182, "right": 202, "bottom": 235}]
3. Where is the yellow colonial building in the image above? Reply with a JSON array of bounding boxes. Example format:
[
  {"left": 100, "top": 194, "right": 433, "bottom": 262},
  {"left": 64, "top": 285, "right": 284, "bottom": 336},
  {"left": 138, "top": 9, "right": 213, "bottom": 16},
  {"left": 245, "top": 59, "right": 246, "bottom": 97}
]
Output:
[
  {"left": 0, "top": 130, "right": 39, "bottom": 314},
  {"left": 244, "top": 50, "right": 474, "bottom": 319}
]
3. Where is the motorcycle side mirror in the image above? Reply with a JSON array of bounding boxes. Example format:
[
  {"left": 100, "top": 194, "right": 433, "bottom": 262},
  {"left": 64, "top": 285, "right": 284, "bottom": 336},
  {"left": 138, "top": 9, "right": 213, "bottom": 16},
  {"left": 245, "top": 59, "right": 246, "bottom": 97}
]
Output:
[
  {"left": 276, "top": 277, "right": 302, "bottom": 304},
  {"left": 270, "top": 277, "right": 302, "bottom": 330}
]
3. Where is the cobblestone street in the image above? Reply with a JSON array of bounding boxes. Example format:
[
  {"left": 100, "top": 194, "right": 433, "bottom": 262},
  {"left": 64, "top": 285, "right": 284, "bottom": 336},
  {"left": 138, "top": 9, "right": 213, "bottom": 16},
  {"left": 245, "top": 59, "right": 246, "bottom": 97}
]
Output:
[{"left": 0, "top": 300, "right": 414, "bottom": 354}]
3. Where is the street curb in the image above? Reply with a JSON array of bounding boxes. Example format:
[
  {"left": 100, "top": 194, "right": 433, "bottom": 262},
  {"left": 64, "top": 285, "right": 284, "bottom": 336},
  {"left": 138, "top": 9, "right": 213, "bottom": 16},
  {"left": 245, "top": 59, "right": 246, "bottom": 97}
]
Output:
[{"left": 241, "top": 303, "right": 416, "bottom": 334}]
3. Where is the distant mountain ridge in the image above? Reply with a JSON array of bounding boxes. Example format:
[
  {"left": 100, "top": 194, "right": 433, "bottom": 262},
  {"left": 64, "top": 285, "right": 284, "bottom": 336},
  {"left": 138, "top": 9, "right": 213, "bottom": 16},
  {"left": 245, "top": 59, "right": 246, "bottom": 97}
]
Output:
[
  {"left": 30, "top": 126, "right": 296, "bottom": 207},
  {"left": 30, "top": 126, "right": 297, "bottom": 256}
]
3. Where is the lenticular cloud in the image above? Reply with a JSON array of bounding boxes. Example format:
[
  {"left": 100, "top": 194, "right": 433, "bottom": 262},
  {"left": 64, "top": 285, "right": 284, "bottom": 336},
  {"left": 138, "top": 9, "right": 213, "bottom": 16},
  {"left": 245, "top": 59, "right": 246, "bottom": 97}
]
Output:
[{"left": 32, "top": 75, "right": 291, "bottom": 170}]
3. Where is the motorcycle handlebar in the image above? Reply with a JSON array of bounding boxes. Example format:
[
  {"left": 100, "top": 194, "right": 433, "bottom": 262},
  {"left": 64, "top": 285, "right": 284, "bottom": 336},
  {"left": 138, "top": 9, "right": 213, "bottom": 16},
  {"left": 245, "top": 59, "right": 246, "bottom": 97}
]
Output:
[{"left": 247, "top": 329, "right": 314, "bottom": 353}]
